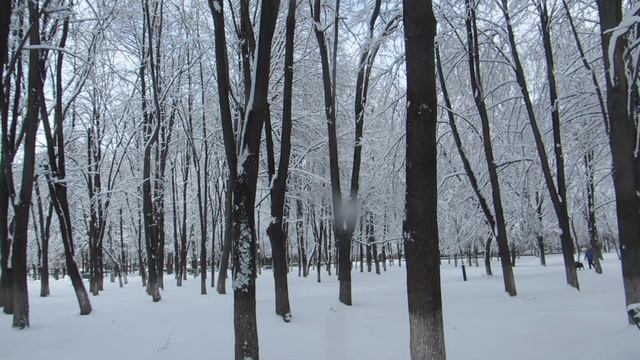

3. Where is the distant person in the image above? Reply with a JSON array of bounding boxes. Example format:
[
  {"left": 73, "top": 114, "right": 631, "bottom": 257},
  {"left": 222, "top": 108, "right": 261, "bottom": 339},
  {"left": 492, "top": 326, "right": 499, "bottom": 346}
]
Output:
[{"left": 585, "top": 247, "right": 595, "bottom": 270}]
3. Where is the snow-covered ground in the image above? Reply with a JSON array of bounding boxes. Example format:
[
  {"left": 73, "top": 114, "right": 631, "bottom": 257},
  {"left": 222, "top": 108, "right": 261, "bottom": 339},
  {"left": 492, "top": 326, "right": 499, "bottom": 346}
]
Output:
[{"left": 1, "top": 254, "right": 637, "bottom": 360}]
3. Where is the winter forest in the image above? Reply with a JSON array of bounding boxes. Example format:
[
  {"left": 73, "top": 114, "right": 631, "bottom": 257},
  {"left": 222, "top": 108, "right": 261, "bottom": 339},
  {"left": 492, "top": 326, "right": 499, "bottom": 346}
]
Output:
[{"left": 0, "top": 0, "right": 639, "bottom": 359}]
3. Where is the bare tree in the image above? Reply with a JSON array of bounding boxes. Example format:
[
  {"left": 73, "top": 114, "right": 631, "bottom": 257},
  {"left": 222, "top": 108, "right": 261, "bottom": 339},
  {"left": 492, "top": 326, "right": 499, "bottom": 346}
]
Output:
[{"left": 465, "top": 0, "right": 516, "bottom": 296}]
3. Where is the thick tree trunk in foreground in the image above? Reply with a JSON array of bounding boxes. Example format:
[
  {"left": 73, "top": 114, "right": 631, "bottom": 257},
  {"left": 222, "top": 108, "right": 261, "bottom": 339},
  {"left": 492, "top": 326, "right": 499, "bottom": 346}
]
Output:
[
  {"left": 596, "top": 0, "right": 640, "bottom": 323},
  {"left": 402, "top": 0, "right": 446, "bottom": 359}
]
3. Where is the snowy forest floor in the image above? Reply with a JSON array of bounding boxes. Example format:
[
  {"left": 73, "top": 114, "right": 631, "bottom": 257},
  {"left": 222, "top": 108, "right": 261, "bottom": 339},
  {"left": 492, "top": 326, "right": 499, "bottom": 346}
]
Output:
[{"left": 1, "top": 253, "right": 638, "bottom": 360}]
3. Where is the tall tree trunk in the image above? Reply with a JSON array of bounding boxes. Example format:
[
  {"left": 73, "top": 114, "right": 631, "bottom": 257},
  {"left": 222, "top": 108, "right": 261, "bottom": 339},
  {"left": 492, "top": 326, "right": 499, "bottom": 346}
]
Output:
[
  {"left": 500, "top": 0, "right": 578, "bottom": 289},
  {"left": 402, "top": 0, "right": 446, "bottom": 358},
  {"left": 171, "top": 165, "right": 180, "bottom": 278},
  {"left": 230, "top": 1, "right": 280, "bottom": 358},
  {"left": 179, "top": 147, "right": 191, "bottom": 285},
  {"left": 208, "top": 0, "right": 238, "bottom": 295},
  {"left": 140, "top": 6, "right": 161, "bottom": 301},
  {"left": 264, "top": 0, "right": 296, "bottom": 320},
  {"left": 466, "top": 0, "right": 516, "bottom": 296},
  {"left": 39, "top": 13, "right": 92, "bottom": 317},
  {"left": 539, "top": 0, "right": 578, "bottom": 281},
  {"left": 595, "top": 0, "right": 640, "bottom": 323},
  {"left": 0, "top": 0, "right": 14, "bottom": 313},
  {"left": 10, "top": 0, "right": 45, "bottom": 327},
  {"left": 34, "top": 178, "right": 51, "bottom": 296},
  {"left": 436, "top": 44, "right": 495, "bottom": 277},
  {"left": 311, "top": 0, "right": 356, "bottom": 305}
]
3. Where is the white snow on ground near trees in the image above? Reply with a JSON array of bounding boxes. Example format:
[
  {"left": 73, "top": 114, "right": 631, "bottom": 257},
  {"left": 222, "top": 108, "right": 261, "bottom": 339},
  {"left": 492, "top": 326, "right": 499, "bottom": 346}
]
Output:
[{"left": 1, "top": 254, "right": 638, "bottom": 360}]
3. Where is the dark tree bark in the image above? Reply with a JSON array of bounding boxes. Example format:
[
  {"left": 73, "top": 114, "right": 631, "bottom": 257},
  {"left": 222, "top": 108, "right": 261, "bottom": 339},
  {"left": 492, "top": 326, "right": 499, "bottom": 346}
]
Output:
[
  {"left": 311, "top": 0, "right": 354, "bottom": 305},
  {"left": 218, "top": 179, "right": 233, "bottom": 294},
  {"left": 264, "top": 0, "right": 296, "bottom": 320},
  {"left": 39, "top": 12, "right": 92, "bottom": 317},
  {"left": 535, "top": 191, "right": 546, "bottom": 266},
  {"left": 584, "top": 150, "right": 602, "bottom": 273},
  {"left": 208, "top": 0, "right": 238, "bottom": 295},
  {"left": 87, "top": 114, "right": 106, "bottom": 296},
  {"left": 171, "top": 165, "right": 180, "bottom": 278},
  {"left": 10, "top": 0, "right": 45, "bottom": 327},
  {"left": 465, "top": 0, "right": 516, "bottom": 296},
  {"left": 179, "top": 146, "right": 191, "bottom": 285},
  {"left": 499, "top": 0, "right": 578, "bottom": 289},
  {"left": 119, "top": 208, "right": 128, "bottom": 284},
  {"left": 239, "top": 0, "right": 255, "bottom": 106},
  {"left": 295, "top": 199, "right": 308, "bottom": 277},
  {"left": 140, "top": 4, "right": 161, "bottom": 301},
  {"left": 311, "top": 0, "right": 396, "bottom": 305},
  {"left": 595, "top": 0, "right": 640, "bottom": 323},
  {"left": 34, "top": 177, "right": 51, "bottom": 296},
  {"left": 436, "top": 44, "right": 495, "bottom": 277},
  {"left": 0, "top": 0, "right": 13, "bottom": 312},
  {"left": 230, "top": 0, "right": 280, "bottom": 358},
  {"left": 366, "top": 211, "right": 380, "bottom": 274},
  {"left": 538, "top": 0, "right": 578, "bottom": 280},
  {"left": 402, "top": 0, "right": 446, "bottom": 358}
]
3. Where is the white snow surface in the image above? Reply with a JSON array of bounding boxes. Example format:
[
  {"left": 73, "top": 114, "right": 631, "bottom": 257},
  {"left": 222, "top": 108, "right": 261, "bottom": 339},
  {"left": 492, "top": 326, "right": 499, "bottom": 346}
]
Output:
[{"left": 1, "top": 254, "right": 638, "bottom": 360}]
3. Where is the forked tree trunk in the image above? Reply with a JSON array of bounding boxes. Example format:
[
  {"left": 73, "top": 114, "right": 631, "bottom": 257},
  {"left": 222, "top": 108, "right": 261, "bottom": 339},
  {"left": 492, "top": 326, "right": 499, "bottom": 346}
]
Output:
[
  {"left": 264, "top": 0, "right": 296, "bottom": 320},
  {"left": 500, "top": 0, "right": 578, "bottom": 289},
  {"left": 229, "top": 1, "right": 280, "bottom": 358},
  {"left": 311, "top": 0, "right": 354, "bottom": 305},
  {"left": 402, "top": 0, "right": 446, "bottom": 358},
  {"left": 39, "top": 14, "right": 92, "bottom": 317}
]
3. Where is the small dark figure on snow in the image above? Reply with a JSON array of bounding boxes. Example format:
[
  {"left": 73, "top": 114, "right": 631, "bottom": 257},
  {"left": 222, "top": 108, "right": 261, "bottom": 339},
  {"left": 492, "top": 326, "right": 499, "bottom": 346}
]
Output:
[
  {"left": 574, "top": 261, "right": 584, "bottom": 270},
  {"left": 585, "top": 247, "right": 595, "bottom": 270}
]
